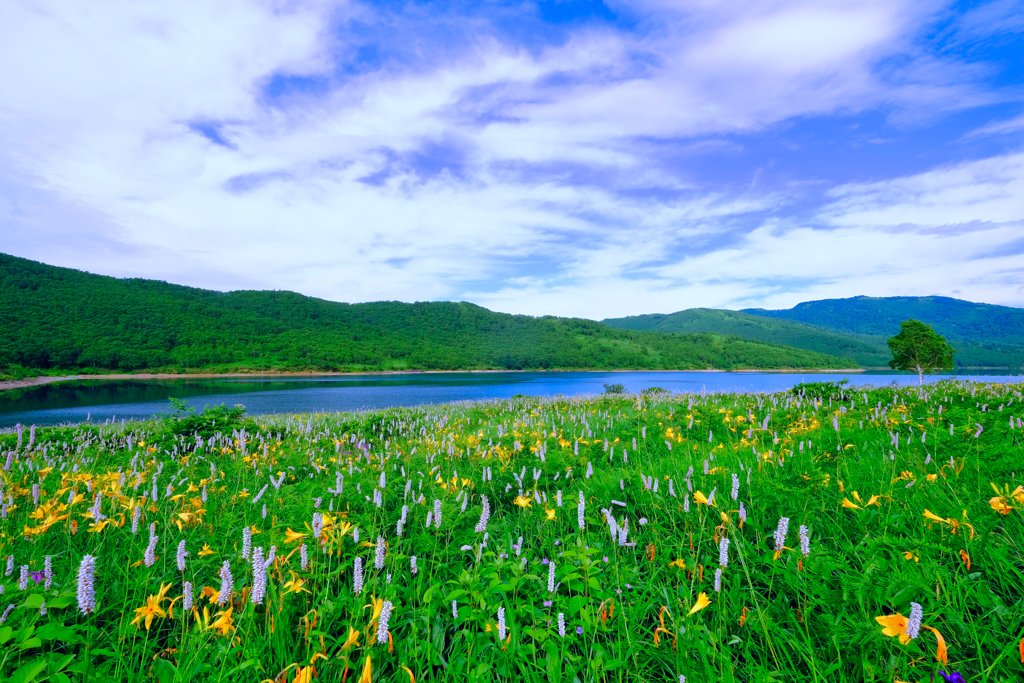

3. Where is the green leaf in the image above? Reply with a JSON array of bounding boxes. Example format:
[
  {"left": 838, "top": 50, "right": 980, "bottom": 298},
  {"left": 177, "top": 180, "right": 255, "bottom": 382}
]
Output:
[
  {"left": 227, "top": 659, "right": 257, "bottom": 675},
  {"left": 21, "top": 595, "right": 45, "bottom": 609},
  {"left": 49, "top": 653, "right": 76, "bottom": 673},
  {"left": 154, "top": 658, "right": 178, "bottom": 683},
  {"left": 46, "top": 595, "right": 75, "bottom": 609},
  {"left": 9, "top": 658, "right": 48, "bottom": 683},
  {"left": 36, "top": 624, "right": 80, "bottom": 644},
  {"left": 0, "top": 626, "right": 13, "bottom": 645}
]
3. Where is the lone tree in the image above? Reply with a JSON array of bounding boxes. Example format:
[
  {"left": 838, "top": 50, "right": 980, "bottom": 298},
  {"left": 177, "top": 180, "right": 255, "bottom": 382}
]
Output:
[{"left": 887, "top": 319, "right": 955, "bottom": 385}]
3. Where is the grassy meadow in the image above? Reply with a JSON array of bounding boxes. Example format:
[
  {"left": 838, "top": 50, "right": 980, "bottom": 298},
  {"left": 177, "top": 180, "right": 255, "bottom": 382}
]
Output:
[{"left": 1, "top": 380, "right": 1023, "bottom": 682}]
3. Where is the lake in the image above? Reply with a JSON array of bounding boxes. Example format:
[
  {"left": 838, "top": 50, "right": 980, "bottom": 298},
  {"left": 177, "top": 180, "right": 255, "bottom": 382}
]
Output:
[{"left": 2, "top": 370, "right": 1022, "bottom": 428}]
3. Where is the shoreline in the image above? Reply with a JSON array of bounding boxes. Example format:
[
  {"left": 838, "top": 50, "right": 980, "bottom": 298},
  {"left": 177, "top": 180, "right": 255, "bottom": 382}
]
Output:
[
  {"left": 0, "top": 367, "right": 874, "bottom": 392},
  {"left": 3, "top": 365, "right": 1019, "bottom": 394}
]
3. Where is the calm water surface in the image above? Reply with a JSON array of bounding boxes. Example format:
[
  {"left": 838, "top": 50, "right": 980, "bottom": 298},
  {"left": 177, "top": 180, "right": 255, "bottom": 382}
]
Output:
[{"left": 2, "top": 371, "right": 1022, "bottom": 428}]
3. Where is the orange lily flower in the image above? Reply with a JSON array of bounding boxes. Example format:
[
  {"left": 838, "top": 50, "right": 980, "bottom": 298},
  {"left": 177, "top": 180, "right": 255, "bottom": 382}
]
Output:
[
  {"left": 875, "top": 613, "right": 911, "bottom": 644},
  {"left": 990, "top": 496, "right": 1012, "bottom": 514},
  {"left": 923, "top": 625, "right": 948, "bottom": 665},
  {"left": 653, "top": 606, "right": 676, "bottom": 649}
]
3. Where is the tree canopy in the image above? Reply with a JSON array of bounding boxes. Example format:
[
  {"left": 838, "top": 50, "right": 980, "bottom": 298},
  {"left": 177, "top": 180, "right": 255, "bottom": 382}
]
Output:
[
  {"left": 0, "top": 253, "right": 856, "bottom": 374},
  {"left": 887, "top": 319, "right": 956, "bottom": 384}
]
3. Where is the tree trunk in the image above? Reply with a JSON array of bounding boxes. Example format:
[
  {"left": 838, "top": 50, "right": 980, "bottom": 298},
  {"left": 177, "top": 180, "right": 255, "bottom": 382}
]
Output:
[{"left": 917, "top": 365, "right": 924, "bottom": 385}]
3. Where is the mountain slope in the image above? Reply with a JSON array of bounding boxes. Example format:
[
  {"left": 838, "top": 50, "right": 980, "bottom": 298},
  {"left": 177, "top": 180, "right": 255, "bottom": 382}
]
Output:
[
  {"left": 603, "top": 309, "right": 892, "bottom": 367},
  {"left": 0, "top": 254, "right": 855, "bottom": 373},
  {"left": 743, "top": 296, "right": 1024, "bottom": 368}
]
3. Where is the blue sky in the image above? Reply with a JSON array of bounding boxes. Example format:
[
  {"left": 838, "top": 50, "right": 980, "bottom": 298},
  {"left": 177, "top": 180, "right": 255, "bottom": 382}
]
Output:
[{"left": 1, "top": 0, "right": 1023, "bottom": 318}]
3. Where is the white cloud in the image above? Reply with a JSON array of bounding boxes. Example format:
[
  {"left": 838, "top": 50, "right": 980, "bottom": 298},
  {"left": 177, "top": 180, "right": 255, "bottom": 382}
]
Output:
[
  {"left": 1, "top": 0, "right": 1021, "bottom": 323},
  {"left": 822, "top": 152, "right": 1024, "bottom": 227}
]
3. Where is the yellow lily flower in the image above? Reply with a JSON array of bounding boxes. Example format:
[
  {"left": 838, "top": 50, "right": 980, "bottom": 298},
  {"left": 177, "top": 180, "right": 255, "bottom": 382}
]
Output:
[
  {"left": 544, "top": 508, "right": 556, "bottom": 521},
  {"left": 693, "top": 491, "right": 710, "bottom": 506},
  {"left": 333, "top": 519, "right": 354, "bottom": 538},
  {"left": 365, "top": 596, "right": 384, "bottom": 625},
  {"left": 358, "top": 657, "right": 373, "bottom": 683},
  {"left": 87, "top": 519, "right": 111, "bottom": 533},
  {"left": 841, "top": 498, "right": 861, "bottom": 510},
  {"left": 513, "top": 496, "right": 532, "bottom": 508},
  {"left": 341, "top": 626, "right": 361, "bottom": 651},
  {"left": 284, "top": 527, "right": 307, "bottom": 544},
  {"left": 198, "top": 543, "right": 215, "bottom": 557},
  {"left": 283, "top": 571, "right": 310, "bottom": 595},
  {"left": 902, "top": 551, "right": 919, "bottom": 563},
  {"left": 208, "top": 606, "right": 235, "bottom": 636},
  {"left": 131, "top": 582, "right": 173, "bottom": 631},
  {"left": 668, "top": 559, "right": 687, "bottom": 569},
  {"left": 923, "top": 509, "right": 948, "bottom": 524},
  {"left": 687, "top": 592, "right": 711, "bottom": 616}
]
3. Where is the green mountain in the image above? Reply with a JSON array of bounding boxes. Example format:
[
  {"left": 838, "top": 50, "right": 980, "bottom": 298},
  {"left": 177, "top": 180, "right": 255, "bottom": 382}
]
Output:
[
  {"left": 743, "top": 296, "right": 1024, "bottom": 369},
  {"left": 0, "top": 253, "right": 855, "bottom": 374},
  {"left": 604, "top": 296, "right": 1024, "bottom": 369},
  {"left": 603, "top": 309, "right": 892, "bottom": 367}
]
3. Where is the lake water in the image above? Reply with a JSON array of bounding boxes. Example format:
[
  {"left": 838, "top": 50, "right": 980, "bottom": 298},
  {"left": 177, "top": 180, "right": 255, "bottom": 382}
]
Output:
[{"left": 2, "top": 371, "right": 1021, "bottom": 428}]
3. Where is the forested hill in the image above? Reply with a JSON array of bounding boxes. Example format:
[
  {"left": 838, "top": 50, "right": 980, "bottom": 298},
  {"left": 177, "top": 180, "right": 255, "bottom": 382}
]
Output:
[
  {"left": 743, "top": 296, "right": 1024, "bottom": 368},
  {"left": 742, "top": 296, "right": 1024, "bottom": 343},
  {"left": 603, "top": 309, "right": 893, "bottom": 367},
  {"left": 0, "top": 254, "right": 855, "bottom": 373},
  {"left": 603, "top": 297, "right": 1024, "bottom": 369}
]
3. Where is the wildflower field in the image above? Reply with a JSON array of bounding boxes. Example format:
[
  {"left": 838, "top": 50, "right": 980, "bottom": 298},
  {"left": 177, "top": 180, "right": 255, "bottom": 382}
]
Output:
[{"left": 1, "top": 380, "right": 1023, "bottom": 683}]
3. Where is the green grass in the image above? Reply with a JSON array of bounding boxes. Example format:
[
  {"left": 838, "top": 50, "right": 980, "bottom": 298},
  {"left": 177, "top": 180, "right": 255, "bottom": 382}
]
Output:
[{"left": 1, "top": 380, "right": 1023, "bottom": 682}]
